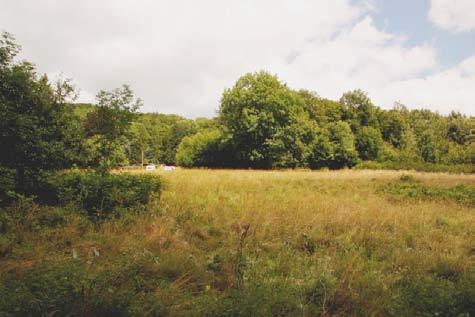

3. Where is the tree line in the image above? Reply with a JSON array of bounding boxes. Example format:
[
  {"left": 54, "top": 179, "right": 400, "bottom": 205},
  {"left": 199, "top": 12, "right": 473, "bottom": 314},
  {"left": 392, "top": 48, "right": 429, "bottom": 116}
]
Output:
[
  {"left": 179, "top": 72, "right": 472, "bottom": 170},
  {"left": 1, "top": 31, "right": 473, "bottom": 203},
  {"left": 72, "top": 71, "right": 473, "bottom": 171}
]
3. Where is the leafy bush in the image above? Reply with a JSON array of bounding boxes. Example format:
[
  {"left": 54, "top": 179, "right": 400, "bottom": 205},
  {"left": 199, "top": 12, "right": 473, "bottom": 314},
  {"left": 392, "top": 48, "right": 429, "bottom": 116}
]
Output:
[{"left": 45, "top": 171, "right": 163, "bottom": 220}]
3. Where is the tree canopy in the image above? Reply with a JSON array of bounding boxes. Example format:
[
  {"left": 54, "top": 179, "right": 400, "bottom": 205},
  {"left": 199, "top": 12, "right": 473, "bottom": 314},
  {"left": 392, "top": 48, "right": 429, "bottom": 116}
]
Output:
[
  {"left": 0, "top": 32, "right": 76, "bottom": 200},
  {"left": 176, "top": 71, "right": 472, "bottom": 171}
]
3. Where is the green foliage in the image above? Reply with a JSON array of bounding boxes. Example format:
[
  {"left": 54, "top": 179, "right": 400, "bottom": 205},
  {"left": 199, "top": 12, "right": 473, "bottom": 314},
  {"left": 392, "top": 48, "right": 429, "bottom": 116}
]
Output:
[
  {"left": 356, "top": 126, "right": 383, "bottom": 160},
  {"left": 0, "top": 32, "right": 77, "bottom": 197},
  {"left": 129, "top": 121, "right": 151, "bottom": 167},
  {"left": 84, "top": 85, "right": 141, "bottom": 172},
  {"left": 441, "top": 142, "right": 470, "bottom": 164},
  {"left": 0, "top": 198, "right": 69, "bottom": 232},
  {"left": 12, "top": 68, "right": 465, "bottom": 173},
  {"left": 0, "top": 31, "right": 20, "bottom": 66},
  {"left": 124, "top": 113, "right": 199, "bottom": 165},
  {"left": 446, "top": 111, "right": 470, "bottom": 145},
  {"left": 176, "top": 129, "right": 229, "bottom": 167},
  {"left": 0, "top": 251, "right": 205, "bottom": 317},
  {"left": 69, "top": 102, "right": 96, "bottom": 119},
  {"left": 327, "top": 121, "right": 359, "bottom": 169},
  {"left": 308, "top": 130, "right": 333, "bottom": 169},
  {"left": 82, "top": 135, "right": 129, "bottom": 169},
  {"left": 147, "top": 114, "right": 198, "bottom": 165},
  {"left": 46, "top": 171, "right": 163, "bottom": 220},
  {"left": 85, "top": 85, "right": 140, "bottom": 142},
  {"left": 308, "top": 122, "right": 359, "bottom": 169},
  {"left": 418, "top": 130, "right": 441, "bottom": 163},
  {"left": 340, "top": 89, "right": 377, "bottom": 129},
  {"left": 379, "top": 109, "right": 407, "bottom": 148},
  {"left": 219, "top": 71, "right": 314, "bottom": 168},
  {"left": 382, "top": 176, "right": 475, "bottom": 206},
  {"left": 299, "top": 90, "right": 345, "bottom": 126},
  {"left": 168, "top": 71, "right": 471, "bottom": 170}
]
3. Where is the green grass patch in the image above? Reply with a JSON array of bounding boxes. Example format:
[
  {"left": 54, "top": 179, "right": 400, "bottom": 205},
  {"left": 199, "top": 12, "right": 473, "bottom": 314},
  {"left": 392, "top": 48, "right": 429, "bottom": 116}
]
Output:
[
  {"left": 357, "top": 161, "right": 474, "bottom": 174},
  {"left": 382, "top": 175, "right": 475, "bottom": 206}
]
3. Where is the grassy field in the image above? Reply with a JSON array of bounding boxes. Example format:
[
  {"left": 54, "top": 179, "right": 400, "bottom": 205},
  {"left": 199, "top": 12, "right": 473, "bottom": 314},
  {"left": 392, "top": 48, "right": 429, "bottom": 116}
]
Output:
[{"left": 1, "top": 169, "right": 474, "bottom": 316}]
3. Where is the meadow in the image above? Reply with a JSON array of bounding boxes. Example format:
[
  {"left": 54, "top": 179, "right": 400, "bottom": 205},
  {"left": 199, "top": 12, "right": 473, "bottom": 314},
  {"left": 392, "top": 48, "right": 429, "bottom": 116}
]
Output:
[
  {"left": 2, "top": 27, "right": 474, "bottom": 317},
  {"left": 1, "top": 169, "right": 474, "bottom": 316}
]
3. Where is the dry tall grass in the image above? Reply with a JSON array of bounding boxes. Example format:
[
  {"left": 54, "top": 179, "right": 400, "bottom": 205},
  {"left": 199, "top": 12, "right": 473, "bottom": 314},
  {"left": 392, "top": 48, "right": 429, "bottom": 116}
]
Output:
[
  {"left": 142, "top": 169, "right": 473, "bottom": 315},
  {"left": 2, "top": 169, "right": 474, "bottom": 316}
]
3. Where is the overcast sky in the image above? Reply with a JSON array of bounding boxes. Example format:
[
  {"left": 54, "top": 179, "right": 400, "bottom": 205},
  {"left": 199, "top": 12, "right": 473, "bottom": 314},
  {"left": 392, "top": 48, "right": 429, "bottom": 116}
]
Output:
[{"left": 1, "top": 0, "right": 474, "bottom": 117}]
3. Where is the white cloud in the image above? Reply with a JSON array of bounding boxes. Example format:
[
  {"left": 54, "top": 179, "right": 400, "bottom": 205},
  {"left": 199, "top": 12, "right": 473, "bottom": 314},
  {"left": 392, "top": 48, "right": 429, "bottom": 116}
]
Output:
[
  {"left": 0, "top": 0, "right": 473, "bottom": 116},
  {"left": 429, "top": 0, "right": 475, "bottom": 32},
  {"left": 378, "top": 55, "right": 475, "bottom": 115},
  {"left": 282, "top": 15, "right": 474, "bottom": 115},
  {"left": 281, "top": 16, "right": 440, "bottom": 110}
]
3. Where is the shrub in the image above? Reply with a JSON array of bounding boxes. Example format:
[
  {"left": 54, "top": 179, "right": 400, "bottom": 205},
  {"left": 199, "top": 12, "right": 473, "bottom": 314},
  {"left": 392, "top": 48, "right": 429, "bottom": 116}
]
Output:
[{"left": 46, "top": 171, "right": 163, "bottom": 220}]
